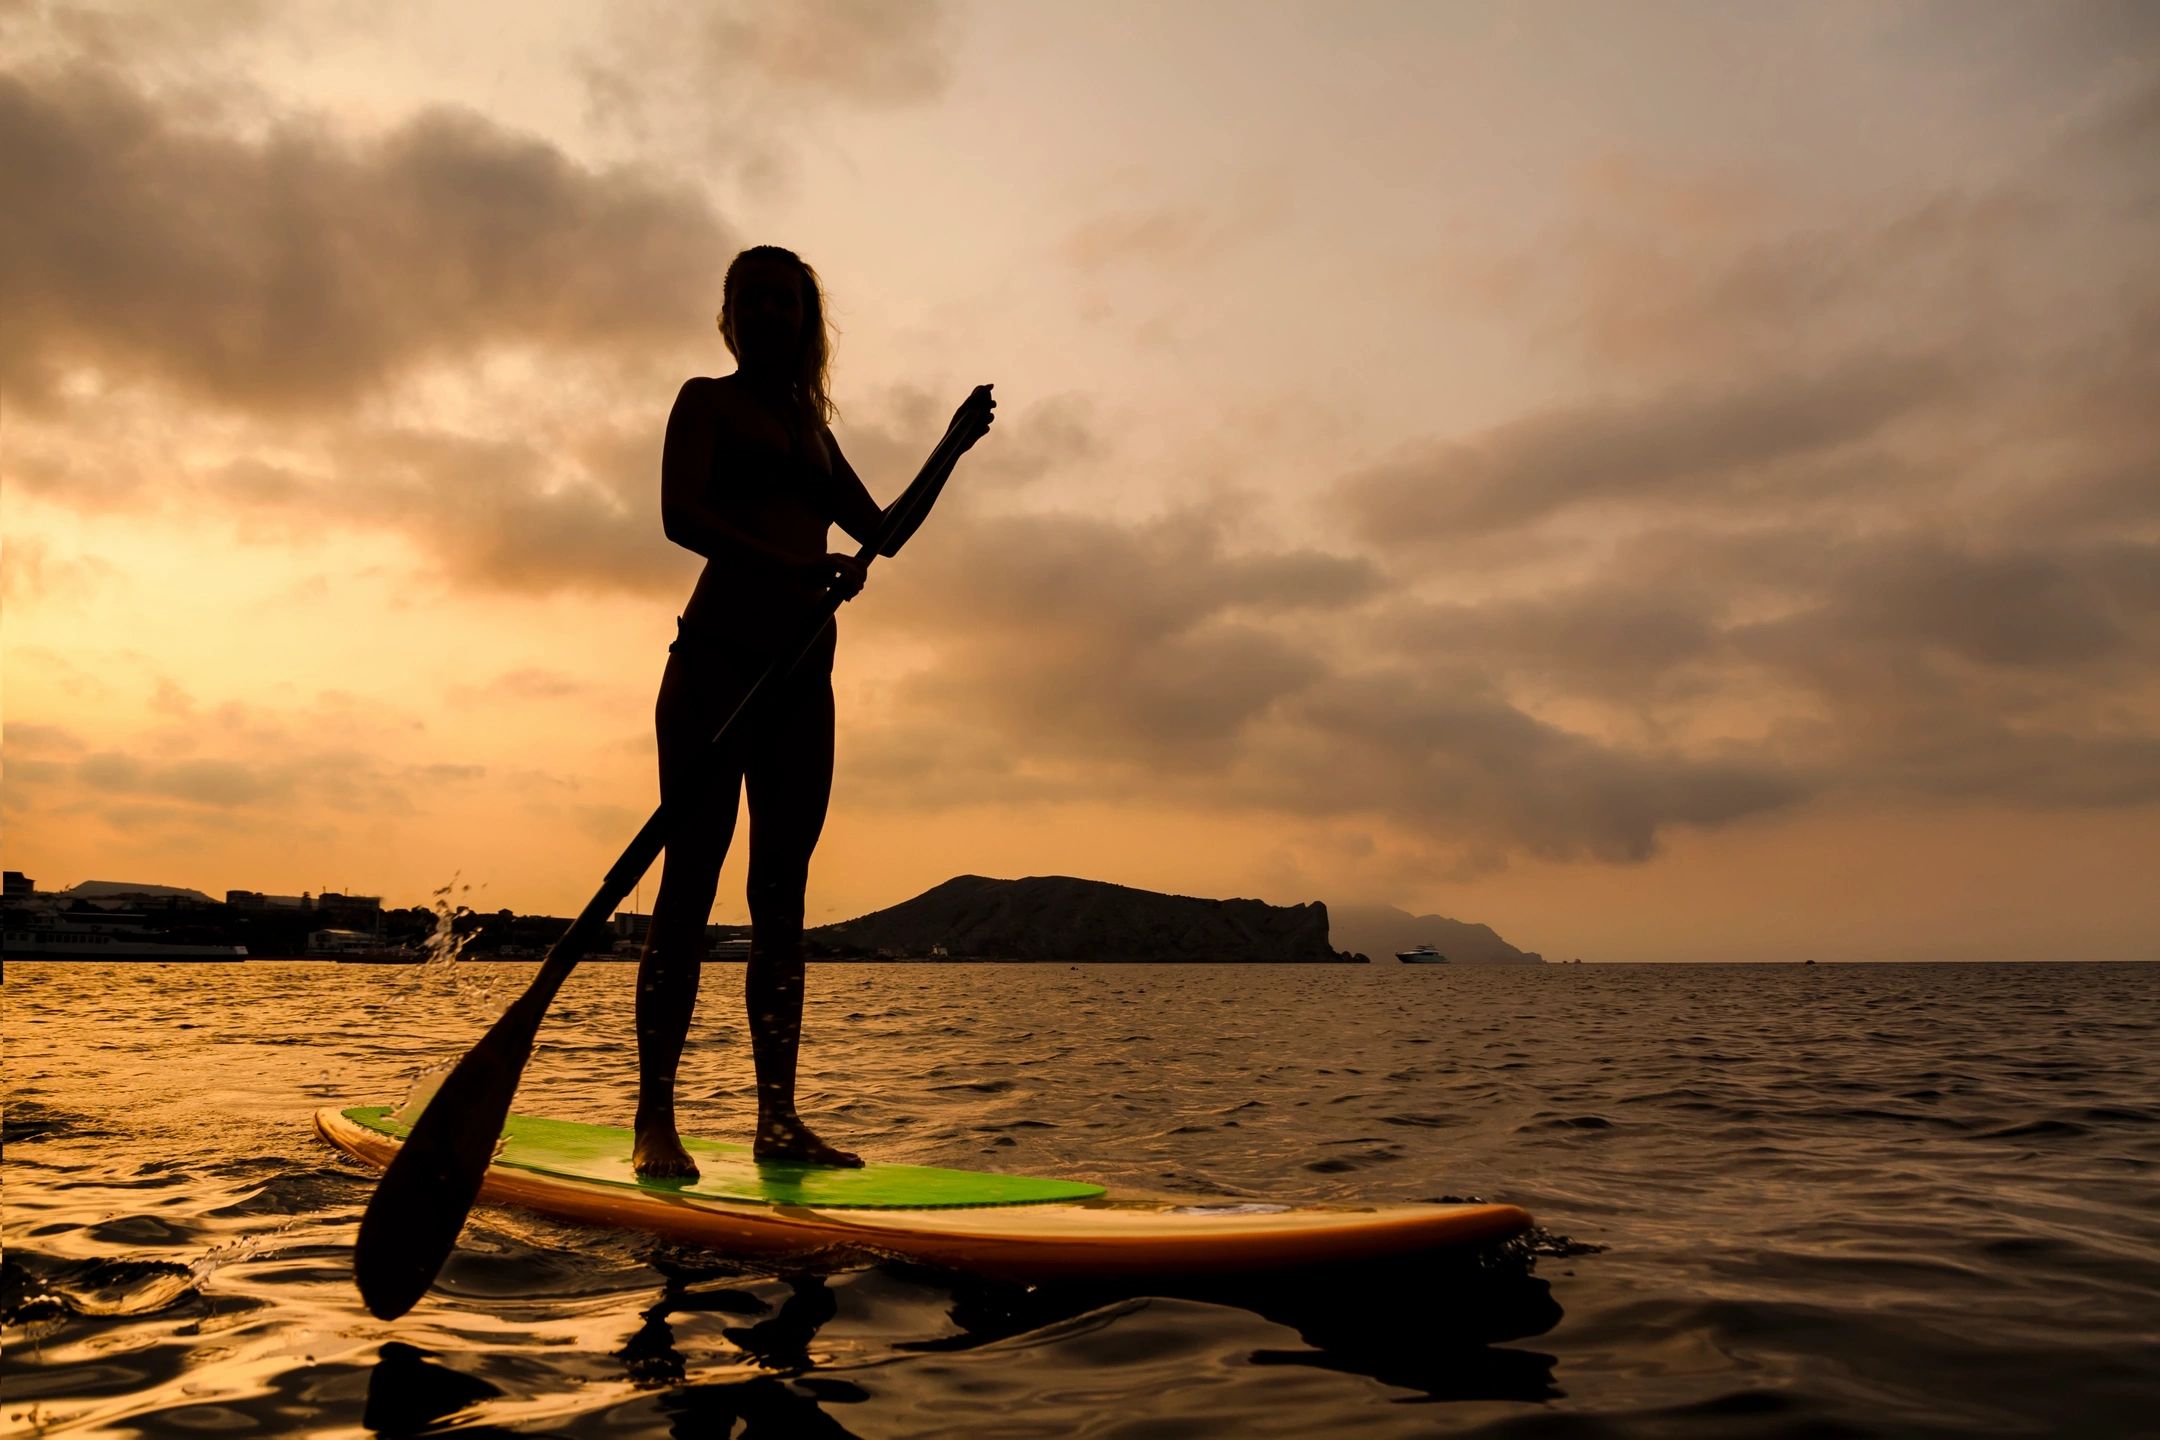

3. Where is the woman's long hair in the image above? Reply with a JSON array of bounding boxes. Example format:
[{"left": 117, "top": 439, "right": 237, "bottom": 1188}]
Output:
[{"left": 716, "top": 245, "right": 838, "bottom": 433}]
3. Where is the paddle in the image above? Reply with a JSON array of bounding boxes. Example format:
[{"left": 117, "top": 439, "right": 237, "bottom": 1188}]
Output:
[{"left": 352, "top": 385, "right": 992, "bottom": 1320}]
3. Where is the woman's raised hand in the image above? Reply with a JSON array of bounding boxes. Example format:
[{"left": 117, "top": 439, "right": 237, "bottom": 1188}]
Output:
[{"left": 948, "top": 384, "right": 996, "bottom": 452}]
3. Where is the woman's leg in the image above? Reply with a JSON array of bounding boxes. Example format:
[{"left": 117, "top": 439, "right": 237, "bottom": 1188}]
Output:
[
  {"left": 633, "top": 651, "right": 746, "bottom": 1178},
  {"left": 742, "top": 651, "right": 862, "bottom": 1166}
]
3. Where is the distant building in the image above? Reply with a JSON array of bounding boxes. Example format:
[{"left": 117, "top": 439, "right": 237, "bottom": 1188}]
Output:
[
  {"left": 227, "top": 890, "right": 313, "bottom": 910},
  {"left": 63, "top": 880, "right": 216, "bottom": 910},
  {"left": 306, "top": 928, "right": 380, "bottom": 956},
  {"left": 315, "top": 892, "right": 383, "bottom": 930},
  {"left": 3, "top": 871, "right": 32, "bottom": 897},
  {"left": 612, "top": 912, "right": 652, "bottom": 941}
]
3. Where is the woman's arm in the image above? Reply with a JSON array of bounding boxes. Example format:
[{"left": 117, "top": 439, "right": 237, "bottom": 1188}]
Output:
[
  {"left": 659, "top": 378, "right": 809, "bottom": 577},
  {"left": 823, "top": 389, "right": 990, "bottom": 555},
  {"left": 819, "top": 426, "right": 892, "bottom": 551}
]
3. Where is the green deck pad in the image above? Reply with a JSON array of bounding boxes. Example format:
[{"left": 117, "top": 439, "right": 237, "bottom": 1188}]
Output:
[{"left": 343, "top": 1107, "right": 1107, "bottom": 1209}]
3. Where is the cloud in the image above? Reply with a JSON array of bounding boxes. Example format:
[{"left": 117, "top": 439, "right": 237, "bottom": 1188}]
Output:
[
  {"left": 8, "top": 3, "right": 2155, "bottom": 896},
  {"left": 493, "top": 668, "right": 591, "bottom": 701},
  {"left": 0, "top": 534, "right": 119, "bottom": 609},
  {"left": 76, "top": 751, "right": 294, "bottom": 807},
  {"left": 1250, "top": 670, "right": 1807, "bottom": 864},
  {"left": 1058, "top": 181, "right": 1287, "bottom": 274},
  {"left": 1338, "top": 351, "right": 1957, "bottom": 542},
  {"left": 839, "top": 473, "right": 2159, "bottom": 867},
  {"left": 1379, "top": 579, "right": 1727, "bottom": 705},
  {"left": 1376, "top": 521, "right": 2160, "bottom": 813},
  {"left": 4, "top": 722, "right": 86, "bottom": 755},
  {"left": 573, "top": 0, "right": 958, "bottom": 190},
  {"left": 831, "top": 498, "right": 1810, "bottom": 865},
  {"left": 17, "top": 0, "right": 281, "bottom": 66},
  {"left": 1, "top": 663, "right": 490, "bottom": 848},
  {"left": 175, "top": 421, "right": 688, "bottom": 597},
  {"left": 853, "top": 503, "right": 1375, "bottom": 772},
  {"left": 19, "top": 375, "right": 1118, "bottom": 603},
  {"left": 1781, "top": 536, "right": 2152, "bottom": 672},
  {"left": 0, "top": 56, "right": 736, "bottom": 417}
]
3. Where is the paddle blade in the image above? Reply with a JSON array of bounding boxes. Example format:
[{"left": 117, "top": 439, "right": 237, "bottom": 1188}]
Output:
[{"left": 352, "top": 997, "right": 544, "bottom": 1320}]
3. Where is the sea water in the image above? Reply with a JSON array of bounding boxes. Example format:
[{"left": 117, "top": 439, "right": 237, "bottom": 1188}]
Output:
[{"left": 5, "top": 960, "right": 2156, "bottom": 1437}]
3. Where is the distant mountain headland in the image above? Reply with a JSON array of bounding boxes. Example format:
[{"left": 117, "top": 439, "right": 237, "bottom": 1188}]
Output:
[
  {"left": 808, "top": 874, "right": 1355, "bottom": 963},
  {"left": 1326, "top": 903, "right": 1545, "bottom": 964},
  {"left": 6, "top": 871, "right": 1543, "bottom": 966}
]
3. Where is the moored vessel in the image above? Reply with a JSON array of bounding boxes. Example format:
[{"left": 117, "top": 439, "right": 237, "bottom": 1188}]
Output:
[{"left": 3, "top": 911, "right": 247, "bottom": 960}]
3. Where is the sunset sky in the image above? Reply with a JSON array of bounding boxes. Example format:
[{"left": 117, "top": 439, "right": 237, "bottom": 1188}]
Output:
[{"left": 5, "top": 1, "right": 2156, "bottom": 962}]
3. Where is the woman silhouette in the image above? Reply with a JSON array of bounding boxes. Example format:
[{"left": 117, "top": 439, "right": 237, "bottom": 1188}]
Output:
[{"left": 634, "top": 245, "right": 994, "bottom": 1176}]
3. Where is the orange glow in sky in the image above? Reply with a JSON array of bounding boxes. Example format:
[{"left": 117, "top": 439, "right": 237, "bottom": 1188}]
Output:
[{"left": 5, "top": 2, "right": 2156, "bottom": 961}]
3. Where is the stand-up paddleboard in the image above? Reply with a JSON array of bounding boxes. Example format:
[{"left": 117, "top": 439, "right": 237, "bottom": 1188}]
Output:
[{"left": 317, "top": 1105, "right": 1531, "bottom": 1282}]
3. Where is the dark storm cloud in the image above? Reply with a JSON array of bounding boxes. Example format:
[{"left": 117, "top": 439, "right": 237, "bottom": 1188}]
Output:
[{"left": 0, "top": 57, "right": 735, "bottom": 416}]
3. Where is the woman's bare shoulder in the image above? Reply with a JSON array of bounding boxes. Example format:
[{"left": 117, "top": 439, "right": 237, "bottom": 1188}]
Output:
[{"left": 689, "top": 374, "right": 759, "bottom": 433}]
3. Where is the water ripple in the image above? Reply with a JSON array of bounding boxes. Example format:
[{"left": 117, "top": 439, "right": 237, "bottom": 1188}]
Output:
[{"left": 5, "top": 960, "right": 2158, "bottom": 1437}]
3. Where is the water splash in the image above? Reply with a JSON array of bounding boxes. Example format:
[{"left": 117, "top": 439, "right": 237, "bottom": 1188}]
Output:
[
  {"left": 418, "top": 877, "right": 484, "bottom": 972},
  {"left": 393, "top": 1058, "right": 457, "bottom": 1125},
  {"left": 389, "top": 876, "right": 512, "bottom": 1110},
  {"left": 394, "top": 876, "right": 509, "bottom": 1014}
]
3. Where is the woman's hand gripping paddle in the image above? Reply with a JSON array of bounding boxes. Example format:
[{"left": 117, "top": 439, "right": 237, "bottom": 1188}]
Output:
[{"left": 352, "top": 385, "right": 994, "bottom": 1321}]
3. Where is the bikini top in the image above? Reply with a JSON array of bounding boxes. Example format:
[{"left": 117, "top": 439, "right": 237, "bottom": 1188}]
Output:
[{"left": 710, "top": 385, "right": 838, "bottom": 521}]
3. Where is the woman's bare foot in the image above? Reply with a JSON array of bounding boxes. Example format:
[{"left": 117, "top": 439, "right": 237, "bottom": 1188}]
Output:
[
  {"left": 633, "top": 1121, "right": 701, "bottom": 1179},
  {"left": 753, "top": 1114, "right": 863, "bottom": 1167}
]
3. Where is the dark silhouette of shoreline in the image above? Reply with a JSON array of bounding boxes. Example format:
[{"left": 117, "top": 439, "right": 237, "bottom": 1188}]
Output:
[{"left": 4, "top": 873, "right": 1540, "bottom": 965}]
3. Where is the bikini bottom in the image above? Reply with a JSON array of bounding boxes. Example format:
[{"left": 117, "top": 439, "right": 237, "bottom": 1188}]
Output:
[
  {"left": 667, "top": 611, "right": 835, "bottom": 676},
  {"left": 656, "top": 612, "right": 835, "bottom": 794}
]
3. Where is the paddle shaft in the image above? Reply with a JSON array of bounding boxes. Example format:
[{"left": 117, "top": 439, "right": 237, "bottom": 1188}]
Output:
[{"left": 352, "top": 398, "right": 979, "bottom": 1319}]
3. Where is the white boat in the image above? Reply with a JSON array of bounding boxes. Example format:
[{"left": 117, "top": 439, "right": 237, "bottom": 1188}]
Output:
[
  {"left": 1395, "top": 943, "right": 1448, "bottom": 963},
  {"left": 3, "top": 911, "right": 247, "bottom": 960}
]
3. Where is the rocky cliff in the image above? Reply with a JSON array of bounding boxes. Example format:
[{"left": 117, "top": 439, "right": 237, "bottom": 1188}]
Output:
[
  {"left": 809, "top": 874, "right": 1351, "bottom": 962},
  {"left": 1327, "top": 903, "right": 1544, "bottom": 964}
]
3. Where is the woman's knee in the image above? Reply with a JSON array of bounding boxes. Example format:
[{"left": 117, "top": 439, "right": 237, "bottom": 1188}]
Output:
[{"left": 746, "top": 865, "right": 809, "bottom": 914}]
